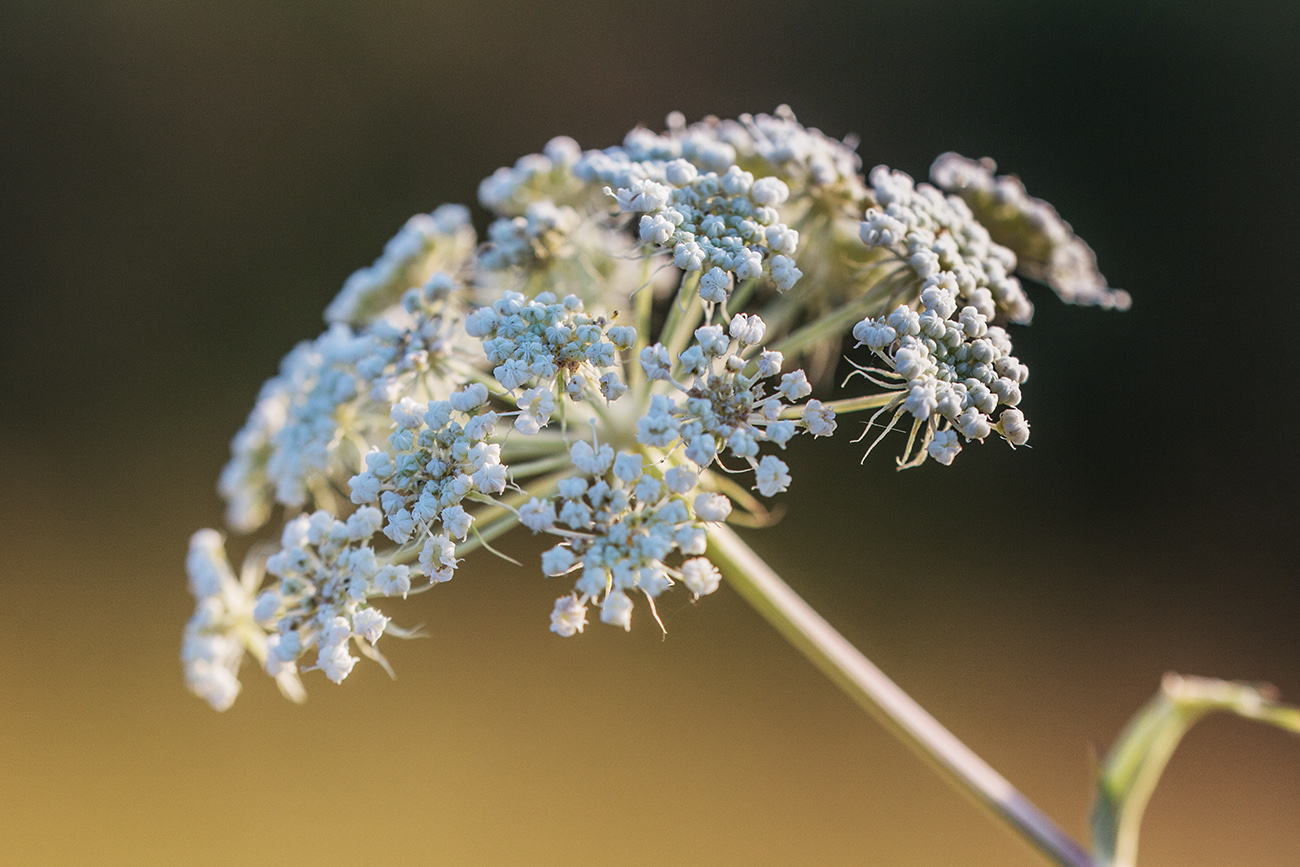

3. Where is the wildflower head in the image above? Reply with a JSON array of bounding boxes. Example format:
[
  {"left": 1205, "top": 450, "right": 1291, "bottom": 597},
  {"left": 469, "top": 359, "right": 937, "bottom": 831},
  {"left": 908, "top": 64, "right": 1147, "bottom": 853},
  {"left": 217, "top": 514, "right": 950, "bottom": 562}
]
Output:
[{"left": 187, "top": 108, "right": 1125, "bottom": 708}]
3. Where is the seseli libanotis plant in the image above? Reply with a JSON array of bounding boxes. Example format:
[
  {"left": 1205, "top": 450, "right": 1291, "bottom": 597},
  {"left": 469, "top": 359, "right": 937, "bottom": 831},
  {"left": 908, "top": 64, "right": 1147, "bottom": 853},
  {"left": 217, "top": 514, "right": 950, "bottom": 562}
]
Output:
[{"left": 184, "top": 108, "right": 1294, "bottom": 867}]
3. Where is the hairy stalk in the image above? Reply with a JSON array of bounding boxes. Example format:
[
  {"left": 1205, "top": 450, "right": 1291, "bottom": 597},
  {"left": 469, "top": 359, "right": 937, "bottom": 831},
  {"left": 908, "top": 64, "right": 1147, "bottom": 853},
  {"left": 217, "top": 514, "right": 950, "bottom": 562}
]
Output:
[{"left": 706, "top": 523, "right": 1095, "bottom": 867}]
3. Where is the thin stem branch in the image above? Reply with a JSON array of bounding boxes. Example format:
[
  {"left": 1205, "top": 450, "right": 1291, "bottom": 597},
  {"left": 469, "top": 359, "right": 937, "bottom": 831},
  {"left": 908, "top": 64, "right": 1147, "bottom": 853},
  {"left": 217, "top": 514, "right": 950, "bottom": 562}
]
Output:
[
  {"left": 659, "top": 271, "right": 702, "bottom": 358},
  {"left": 705, "top": 523, "right": 1095, "bottom": 867},
  {"left": 628, "top": 257, "right": 656, "bottom": 393},
  {"left": 777, "top": 391, "right": 897, "bottom": 419},
  {"left": 757, "top": 289, "right": 885, "bottom": 361}
]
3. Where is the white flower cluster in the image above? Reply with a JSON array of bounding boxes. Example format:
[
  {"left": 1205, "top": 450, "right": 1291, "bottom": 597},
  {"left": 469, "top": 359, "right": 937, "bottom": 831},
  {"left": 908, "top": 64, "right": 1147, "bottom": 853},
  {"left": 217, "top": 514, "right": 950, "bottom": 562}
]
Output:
[
  {"left": 851, "top": 284, "right": 1031, "bottom": 466},
  {"left": 479, "top": 106, "right": 871, "bottom": 319},
  {"left": 183, "top": 530, "right": 254, "bottom": 710},
  {"left": 217, "top": 326, "right": 366, "bottom": 531},
  {"left": 480, "top": 201, "right": 584, "bottom": 271},
  {"left": 183, "top": 530, "right": 304, "bottom": 710},
  {"left": 475, "top": 141, "right": 667, "bottom": 314},
  {"left": 187, "top": 108, "right": 1125, "bottom": 710},
  {"left": 608, "top": 164, "right": 804, "bottom": 294},
  {"left": 930, "top": 153, "right": 1131, "bottom": 311},
  {"left": 576, "top": 106, "right": 865, "bottom": 205},
  {"left": 521, "top": 441, "right": 726, "bottom": 636},
  {"left": 218, "top": 277, "right": 466, "bottom": 532},
  {"left": 861, "top": 165, "right": 1034, "bottom": 324},
  {"left": 477, "top": 135, "right": 588, "bottom": 216},
  {"left": 347, "top": 386, "right": 508, "bottom": 575},
  {"left": 707, "top": 106, "right": 867, "bottom": 196},
  {"left": 258, "top": 508, "right": 398, "bottom": 685},
  {"left": 324, "top": 204, "right": 476, "bottom": 326},
  {"left": 465, "top": 290, "right": 635, "bottom": 419},
  {"left": 355, "top": 274, "right": 468, "bottom": 402},
  {"left": 636, "top": 313, "right": 832, "bottom": 496}
]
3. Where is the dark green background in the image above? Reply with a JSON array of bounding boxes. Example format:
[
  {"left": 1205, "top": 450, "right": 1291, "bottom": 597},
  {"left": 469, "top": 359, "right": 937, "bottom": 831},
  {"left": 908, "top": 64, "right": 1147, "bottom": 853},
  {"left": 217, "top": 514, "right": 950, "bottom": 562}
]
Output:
[{"left": 2, "top": 2, "right": 1296, "bottom": 864}]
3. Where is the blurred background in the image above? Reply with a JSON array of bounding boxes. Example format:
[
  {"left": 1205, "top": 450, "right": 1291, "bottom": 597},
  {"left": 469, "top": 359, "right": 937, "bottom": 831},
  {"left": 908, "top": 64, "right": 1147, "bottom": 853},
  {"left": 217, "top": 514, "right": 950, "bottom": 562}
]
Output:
[{"left": 2, "top": 1, "right": 1297, "bottom": 864}]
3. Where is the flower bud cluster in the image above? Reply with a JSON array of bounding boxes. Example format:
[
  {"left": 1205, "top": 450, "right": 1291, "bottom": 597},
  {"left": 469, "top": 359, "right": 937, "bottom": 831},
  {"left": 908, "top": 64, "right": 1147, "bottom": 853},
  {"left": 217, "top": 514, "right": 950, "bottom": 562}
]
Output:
[
  {"left": 217, "top": 325, "right": 369, "bottom": 530},
  {"left": 930, "top": 153, "right": 1131, "bottom": 311},
  {"left": 479, "top": 201, "right": 584, "bottom": 271},
  {"left": 324, "top": 204, "right": 475, "bottom": 327},
  {"left": 637, "top": 313, "right": 832, "bottom": 496},
  {"left": 684, "top": 106, "right": 868, "bottom": 201},
  {"left": 852, "top": 285, "right": 1031, "bottom": 466},
  {"left": 522, "top": 441, "right": 726, "bottom": 636},
  {"left": 258, "top": 508, "right": 397, "bottom": 686},
  {"left": 575, "top": 106, "right": 865, "bottom": 206},
  {"left": 861, "top": 165, "right": 1034, "bottom": 324},
  {"left": 356, "top": 274, "right": 468, "bottom": 402},
  {"left": 219, "top": 277, "right": 467, "bottom": 532},
  {"left": 608, "top": 165, "right": 804, "bottom": 296},
  {"left": 465, "top": 290, "right": 635, "bottom": 417},
  {"left": 477, "top": 136, "right": 589, "bottom": 216},
  {"left": 347, "top": 386, "right": 509, "bottom": 574}
]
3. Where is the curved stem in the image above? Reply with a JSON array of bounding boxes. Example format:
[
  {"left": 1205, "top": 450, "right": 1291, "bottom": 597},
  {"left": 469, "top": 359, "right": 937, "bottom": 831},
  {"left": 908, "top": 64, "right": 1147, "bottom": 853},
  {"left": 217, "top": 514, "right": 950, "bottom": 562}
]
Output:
[{"left": 706, "top": 523, "right": 1094, "bottom": 867}]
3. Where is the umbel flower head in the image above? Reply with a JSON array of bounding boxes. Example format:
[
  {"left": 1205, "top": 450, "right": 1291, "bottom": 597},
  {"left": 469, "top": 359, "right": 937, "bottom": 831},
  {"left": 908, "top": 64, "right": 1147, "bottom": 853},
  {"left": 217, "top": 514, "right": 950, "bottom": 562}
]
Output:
[{"left": 184, "top": 106, "right": 1125, "bottom": 709}]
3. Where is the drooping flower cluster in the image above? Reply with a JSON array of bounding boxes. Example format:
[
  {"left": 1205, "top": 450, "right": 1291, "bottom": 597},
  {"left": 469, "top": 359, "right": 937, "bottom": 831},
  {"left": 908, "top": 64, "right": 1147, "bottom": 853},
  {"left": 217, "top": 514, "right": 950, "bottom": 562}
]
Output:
[
  {"left": 930, "top": 152, "right": 1131, "bottom": 311},
  {"left": 183, "top": 529, "right": 304, "bottom": 710},
  {"left": 185, "top": 107, "right": 1126, "bottom": 709}
]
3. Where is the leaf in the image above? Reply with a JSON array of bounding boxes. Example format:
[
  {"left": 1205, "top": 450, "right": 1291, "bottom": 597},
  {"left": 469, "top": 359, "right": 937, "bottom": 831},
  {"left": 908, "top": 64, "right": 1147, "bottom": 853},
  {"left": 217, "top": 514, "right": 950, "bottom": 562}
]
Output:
[{"left": 1091, "top": 673, "right": 1300, "bottom": 867}]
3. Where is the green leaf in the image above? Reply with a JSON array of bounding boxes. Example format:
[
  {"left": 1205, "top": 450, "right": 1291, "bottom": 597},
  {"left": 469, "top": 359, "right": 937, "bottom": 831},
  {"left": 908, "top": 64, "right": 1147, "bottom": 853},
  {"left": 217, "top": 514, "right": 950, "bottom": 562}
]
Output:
[{"left": 1091, "top": 674, "right": 1300, "bottom": 867}]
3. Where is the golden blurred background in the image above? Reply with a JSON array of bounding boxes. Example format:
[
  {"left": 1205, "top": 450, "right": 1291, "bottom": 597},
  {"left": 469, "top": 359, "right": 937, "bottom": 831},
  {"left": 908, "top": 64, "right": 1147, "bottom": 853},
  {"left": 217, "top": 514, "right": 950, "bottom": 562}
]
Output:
[{"left": 2, "top": 1, "right": 1297, "bottom": 864}]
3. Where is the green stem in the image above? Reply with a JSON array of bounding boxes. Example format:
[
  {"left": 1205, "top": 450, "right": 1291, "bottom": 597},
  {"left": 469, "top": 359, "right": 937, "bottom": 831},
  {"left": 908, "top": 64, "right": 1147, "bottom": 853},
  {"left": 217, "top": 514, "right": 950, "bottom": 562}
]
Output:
[
  {"left": 705, "top": 523, "right": 1095, "bottom": 867},
  {"left": 747, "top": 261, "right": 906, "bottom": 360},
  {"left": 725, "top": 277, "right": 761, "bottom": 318},
  {"left": 660, "top": 272, "right": 703, "bottom": 359},
  {"left": 504, "top": 452, "right": 574, "bottom": 481},
  {"left": 628, "top": 258, "right": 655, "bottom": 393},
  {"left": 759, "top": 290, "right": 883, "bottom": 360}
]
